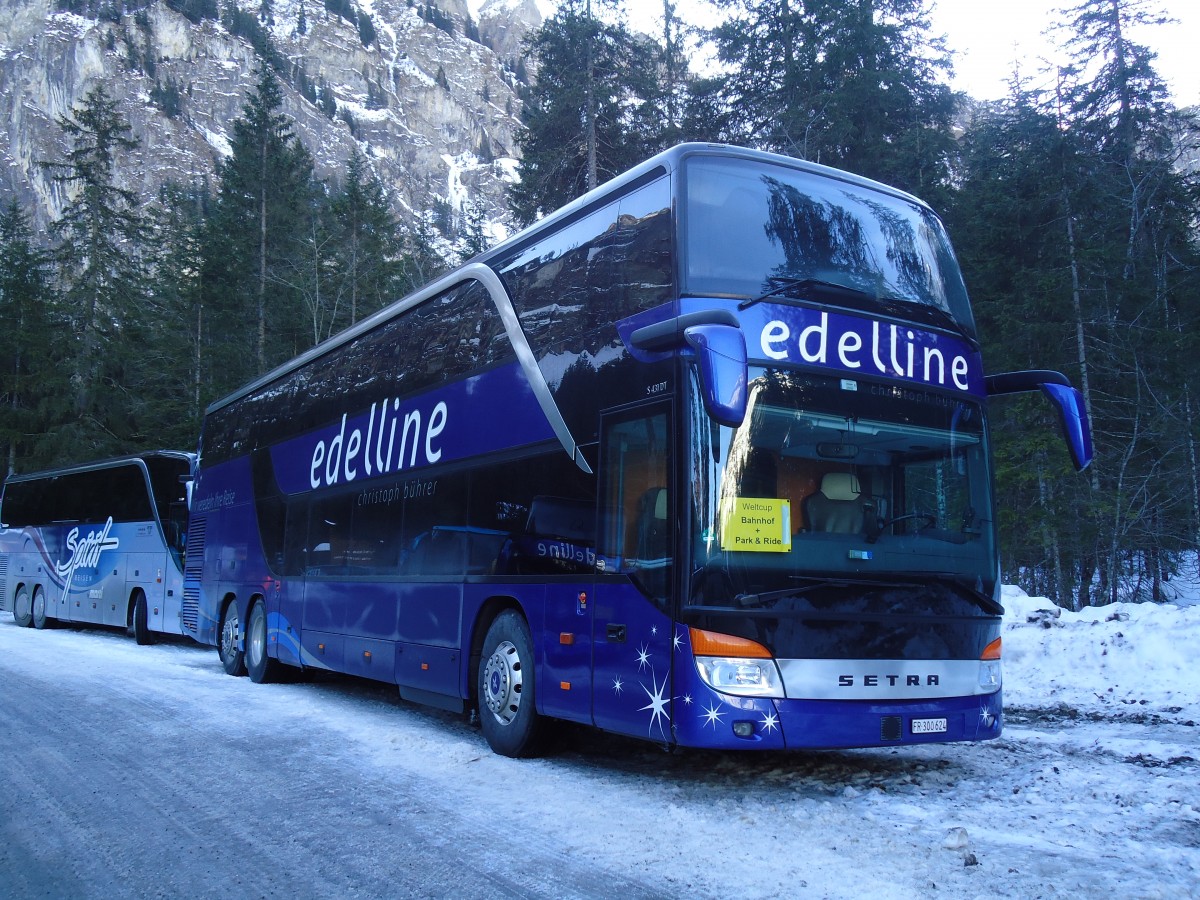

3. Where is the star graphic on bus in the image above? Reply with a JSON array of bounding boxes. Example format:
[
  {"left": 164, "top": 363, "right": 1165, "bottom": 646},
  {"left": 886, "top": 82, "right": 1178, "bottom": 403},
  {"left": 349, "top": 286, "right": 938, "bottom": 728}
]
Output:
[
  {"left": 701, "top": 702, "right": 724, "bottom": 729},
  {"left": 639, "top": 672, "right": 671, "bottom": 737},
  {"left": 680, "top": 693, "right": 693, "bottom": 705},
  {"left": 612, "top": 675, "right": 624, "bottom": 695},
  {"left": 672, "top": 629, "right": 684, "bottom": 652},
  {"left": 760, "top": 711, "right": 779, "bottom": 733},
  {"left": 636, "top": 643, "right": 651, "bottom": 671}
]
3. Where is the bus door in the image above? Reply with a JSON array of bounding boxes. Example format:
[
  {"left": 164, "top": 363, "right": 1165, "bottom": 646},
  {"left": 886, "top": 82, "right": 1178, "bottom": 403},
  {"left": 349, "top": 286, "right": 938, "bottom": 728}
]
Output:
[{"left": 592, "top": 403, "right": 676, "bottom": 741}]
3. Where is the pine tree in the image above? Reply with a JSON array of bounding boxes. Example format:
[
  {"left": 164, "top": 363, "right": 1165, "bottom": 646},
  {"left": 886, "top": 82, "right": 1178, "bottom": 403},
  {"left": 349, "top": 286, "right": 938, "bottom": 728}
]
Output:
[
  {"left": 395, "top": 213, "right": 447, "bottom": 297},
  {"left": 947, "top": 0, "right": 1200, "bottom": 607},
  {"left": 948, "top": 94, "right": 1099, "bottom": 607},
  {"left": 709, "top": 0, "right": 957, "bottom": 197},
  {"left": 0, "top": 201, "right": 58, "bottom": 475},
  {"left": 458, "top": 197, "right": 491, "bottom": 262},
  {"left": 509, "top": 0, "right": 661, "bottom": 224},
  {"left": 42, "top": 85, "right": 148, "bottom": 460},
  {"left": 203, "top": 64, "right": 319, "bottom": 394},
  {"left": 135, "top": 183, "right": 209, "bottom": 447},
  {"left": 1052, "top": 0, "right": 1200, "bottom": 603},
  {"left": 330, "top": 150, "right": 401, "bottom": 327}
]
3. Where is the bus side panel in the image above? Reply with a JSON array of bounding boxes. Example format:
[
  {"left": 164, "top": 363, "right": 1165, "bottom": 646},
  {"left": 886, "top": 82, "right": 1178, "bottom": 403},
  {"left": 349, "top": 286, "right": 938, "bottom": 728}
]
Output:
[
  {"left": 295, "top": 577, "right": 348, "bottom": 654},
  {"left": 127, "top": 542, "right": 181, "bottom": 635},
  {"left": 590, "top": 580, "right": 675, "bottom": 741},
  {"left": 0, "top": 536, "right": 9, "bottom": 611},
  {"left": 395, "top": 582, "right": 461, "bottom": 647},
  {"left": 343, "top": 635, "right": 395, "bottom": 680},
  {"left": 191, "top": 459, "right": 260, "bottom": 648},
  {"left": 4, "top": 532, "right": 50, "bottom": 613},
  {"left": 391, "top": 581, "right": 464, "bottom": 696},
  {"left": 534, "top": 580, "right": 593, "bottom": 725},
  {"left": 155, "top": 562, "right": 187, "bottom": 636},
  {"left": 53, "top": 522, "right": 133, "bottom": 627}
]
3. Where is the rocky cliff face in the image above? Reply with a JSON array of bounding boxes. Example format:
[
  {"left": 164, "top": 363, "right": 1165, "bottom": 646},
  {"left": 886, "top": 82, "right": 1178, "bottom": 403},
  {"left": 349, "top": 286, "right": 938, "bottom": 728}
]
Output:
[{"left": 0, "top": 0, "right": 542, "bottom": 242}]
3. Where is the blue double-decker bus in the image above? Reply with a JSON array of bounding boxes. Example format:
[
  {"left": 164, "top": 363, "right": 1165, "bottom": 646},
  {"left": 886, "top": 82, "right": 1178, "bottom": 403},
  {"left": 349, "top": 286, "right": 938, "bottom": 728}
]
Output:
[
  {"left": 184, "top": 144, "right": 1090, "bottom": 756},
  {"left": 1, "top": 451, "right": 194, "bottom": 643}
]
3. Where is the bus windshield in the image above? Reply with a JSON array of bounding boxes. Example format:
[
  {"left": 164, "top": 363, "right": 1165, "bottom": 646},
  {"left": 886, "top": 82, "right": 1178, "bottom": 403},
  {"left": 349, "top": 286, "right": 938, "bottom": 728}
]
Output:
[
  {"left": 683, "top": 155, "right": 975, "bottom": 338},
  {"left": 688, "top": 369, "right": 996, "bottom": 609}
]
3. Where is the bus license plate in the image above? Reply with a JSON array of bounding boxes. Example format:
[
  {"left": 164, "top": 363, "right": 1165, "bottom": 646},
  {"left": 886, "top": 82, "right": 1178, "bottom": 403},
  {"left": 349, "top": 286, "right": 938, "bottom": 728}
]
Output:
[{"left": 911, "top": 717, "right": 948, "bottom": 734}]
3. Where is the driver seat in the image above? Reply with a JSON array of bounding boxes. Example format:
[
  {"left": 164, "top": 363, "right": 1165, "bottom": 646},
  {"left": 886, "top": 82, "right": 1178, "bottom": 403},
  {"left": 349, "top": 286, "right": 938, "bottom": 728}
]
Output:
[{"left": 804, "top": 472, "right": 866, "bottom": 534}]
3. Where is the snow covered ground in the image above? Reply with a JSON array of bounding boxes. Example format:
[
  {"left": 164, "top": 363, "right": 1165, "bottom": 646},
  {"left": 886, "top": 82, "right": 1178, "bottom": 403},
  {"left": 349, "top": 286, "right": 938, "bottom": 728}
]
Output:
[
  {"left": 1001, "top": 585, "right": 1200, "bottom": 724},
  {"left": 1, "top": 587, "right": 1197, "bottom": 898}
]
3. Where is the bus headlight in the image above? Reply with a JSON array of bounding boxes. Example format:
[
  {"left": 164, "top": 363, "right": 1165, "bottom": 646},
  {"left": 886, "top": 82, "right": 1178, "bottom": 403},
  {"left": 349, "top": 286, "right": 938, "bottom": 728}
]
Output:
[
  {"left": 978, "top": 636, "right": 1002, "bottom": 692},
  {"left": 978, "top": 660, "right": 1002, "bottom": 692},
  {"left": 695, "top": 656, "right": 784, "bottom": 698},
  {"left": 689, "top": 627, "right": 784, "bottom": 699}
]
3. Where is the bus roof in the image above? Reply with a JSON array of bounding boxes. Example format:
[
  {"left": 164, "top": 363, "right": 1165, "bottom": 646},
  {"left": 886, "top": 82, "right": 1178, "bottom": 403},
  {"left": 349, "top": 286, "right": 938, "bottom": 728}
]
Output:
[{"left": 2, "top": 450, "right": 195, "bottom": 488}]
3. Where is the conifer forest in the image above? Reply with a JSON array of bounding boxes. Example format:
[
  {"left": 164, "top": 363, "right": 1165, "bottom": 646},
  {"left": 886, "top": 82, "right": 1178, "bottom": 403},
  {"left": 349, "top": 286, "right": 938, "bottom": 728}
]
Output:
[{"left": 1, "top": 0, "right": 1198, "bottom": 610}]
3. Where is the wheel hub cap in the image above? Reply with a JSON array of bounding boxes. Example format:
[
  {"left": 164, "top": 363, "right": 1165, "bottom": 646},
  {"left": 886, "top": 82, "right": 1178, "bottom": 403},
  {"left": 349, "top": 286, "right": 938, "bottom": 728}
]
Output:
[{"left": 482, "top": 640, "right": 522, "bottom": 724}]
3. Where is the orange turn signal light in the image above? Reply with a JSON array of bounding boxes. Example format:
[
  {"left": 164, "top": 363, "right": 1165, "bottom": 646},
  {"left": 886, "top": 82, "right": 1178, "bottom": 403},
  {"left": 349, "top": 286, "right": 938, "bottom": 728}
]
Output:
[
  {"left": 981, "top": 637, "right": 1002, "bottom": 660},
  {"left": 689, "top": 627, "right": 772, "bottom": 659}
]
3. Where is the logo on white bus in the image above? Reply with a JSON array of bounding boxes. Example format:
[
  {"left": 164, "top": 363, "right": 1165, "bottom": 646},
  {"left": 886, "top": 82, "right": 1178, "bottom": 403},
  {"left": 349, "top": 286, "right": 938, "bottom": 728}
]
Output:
[{"left": 55, "top": 516, "right": 120, "bottom": 595}]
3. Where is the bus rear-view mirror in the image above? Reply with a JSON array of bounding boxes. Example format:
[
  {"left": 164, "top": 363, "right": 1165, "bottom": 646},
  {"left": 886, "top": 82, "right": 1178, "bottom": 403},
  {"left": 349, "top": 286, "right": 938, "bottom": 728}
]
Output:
[
  {"left": 1040, "top": 382, "right": 1093, "bottom": 472},
  {"left": 684, "top": 323, "right": 748, "bottom": 428},
  {"left": 985, "top": 370, "right": 1093, "bottom": 472}
]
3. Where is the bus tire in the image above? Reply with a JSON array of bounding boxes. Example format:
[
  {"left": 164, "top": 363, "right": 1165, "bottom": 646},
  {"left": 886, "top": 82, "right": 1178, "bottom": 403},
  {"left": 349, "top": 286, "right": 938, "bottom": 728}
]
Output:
[
  {"left": 219, "top": 601, "right": 246, "bottom": 677},
  {"left": 31, "top": 587, "right": 49, "bottom": 630},
  {"left": 478, "top": 610, "right": 546, "bottom": 758},
  {"left": 246, "top": 599, "right": 282, "bottom": 684},
  {"left": 130, "top": 591, "right": 155, "bottom": 646},
  {"left": 13, "top": 586, "right": 33, "bottom": 627}
]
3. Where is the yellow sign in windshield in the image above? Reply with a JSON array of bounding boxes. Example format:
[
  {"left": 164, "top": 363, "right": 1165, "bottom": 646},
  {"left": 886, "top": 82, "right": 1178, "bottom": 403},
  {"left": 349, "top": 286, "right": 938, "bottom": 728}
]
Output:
[{"left": 720, "top": 498, "right": 792, "bottom": 552}]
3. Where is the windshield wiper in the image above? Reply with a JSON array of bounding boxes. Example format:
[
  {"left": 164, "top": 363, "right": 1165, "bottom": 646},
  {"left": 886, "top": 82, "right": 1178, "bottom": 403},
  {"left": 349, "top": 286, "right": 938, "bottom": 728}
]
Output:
[
  {"left": 932, "top": 574, "right": 1004, "bottom": 615},
  {"left": 738, "top": 277, "right": 874, "bottom": 311},
  {"left": 734, "top": 575, "right": 923, "bottom": 608}
]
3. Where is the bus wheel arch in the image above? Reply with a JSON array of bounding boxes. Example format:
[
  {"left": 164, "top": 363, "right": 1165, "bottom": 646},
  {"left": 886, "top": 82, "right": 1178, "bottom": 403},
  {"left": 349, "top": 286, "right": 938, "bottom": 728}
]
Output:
[
  {"left": 128, "top": 589, "right": 155, "bottom": 645},
  {"left": 30, "top": 585, "right": 49, "bottom": 630},
  {"left": 218, "top": 594, "right": 246, "bottom": 677},
  {"left": 13, "top": 583, "right": 33, "bottom": 627},
  {"left": 468, "top": 597, "right": 521, "bottom": 705},
  {"left": 476, "top": 606, "right": 547, "bottom": 758},
  {"left": 245, "top": 595, "right": 282, "bottom": 684}
]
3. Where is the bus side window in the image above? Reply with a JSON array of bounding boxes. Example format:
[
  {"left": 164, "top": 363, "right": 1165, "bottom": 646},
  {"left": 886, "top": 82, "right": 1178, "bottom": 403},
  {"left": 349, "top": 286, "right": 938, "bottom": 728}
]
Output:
[{"left": 600, "top": 408, "right": 672, "bottom": 604}]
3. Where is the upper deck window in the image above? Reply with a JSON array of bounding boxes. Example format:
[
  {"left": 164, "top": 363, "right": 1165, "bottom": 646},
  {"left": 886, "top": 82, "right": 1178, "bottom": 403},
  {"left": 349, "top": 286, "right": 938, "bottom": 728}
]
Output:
[{"left": 682, "top": 156, "right": 975, "bottom": 338}]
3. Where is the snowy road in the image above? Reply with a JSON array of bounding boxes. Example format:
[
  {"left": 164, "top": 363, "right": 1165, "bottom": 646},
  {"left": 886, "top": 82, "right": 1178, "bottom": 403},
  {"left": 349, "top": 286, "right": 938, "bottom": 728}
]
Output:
[{"left": 1, "top": 617, "right": 1197, "bottom": 899}]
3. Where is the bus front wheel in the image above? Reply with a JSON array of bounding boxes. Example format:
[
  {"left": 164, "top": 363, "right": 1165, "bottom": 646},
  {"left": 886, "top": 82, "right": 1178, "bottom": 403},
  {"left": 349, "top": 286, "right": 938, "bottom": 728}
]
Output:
[
  {"left": 31, "top": 587, "right": 49, "bottom": 630},
  {"left": 130, "top": 591, "right": 155, "bottom": 645},
  {"left": 478, "top": 610, "right": 547, "bottom": 758},
  {"left": 246, "top": 599, "right": 282, "bottom": 684},
  {"left": 13, "top": 586, "right": 33, "bottom": 627},
  {"left": 219, "top": 601, "right": 246, "bottom": 677}
]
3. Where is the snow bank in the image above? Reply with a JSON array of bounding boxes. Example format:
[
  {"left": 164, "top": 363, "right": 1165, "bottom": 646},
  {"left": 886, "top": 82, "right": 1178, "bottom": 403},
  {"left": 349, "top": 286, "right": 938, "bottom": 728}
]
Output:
[{"left": 1002, "top": 584, "right": 1200, "bottom": 722}]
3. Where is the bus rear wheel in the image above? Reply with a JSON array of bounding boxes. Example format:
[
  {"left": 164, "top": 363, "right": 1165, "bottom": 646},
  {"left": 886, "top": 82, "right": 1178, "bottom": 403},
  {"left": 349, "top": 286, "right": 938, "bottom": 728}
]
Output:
[
  {"left": 219, "top": 602, "right": 246, "bottom": 676},
  {"left": 478, "top": 610, "right": 547, "bottom": 758},
  {"left": 31, "top": 587, "right": 49, "bottom": 630},
  {"left": 13, "top": 586, "right": 33, "bottom": 627},
  {"left": 129, "top": 591, "right": 155, "bottom": 645},
  {"left": 246, "top": 599, "right": 282, "bottom": 684}
]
